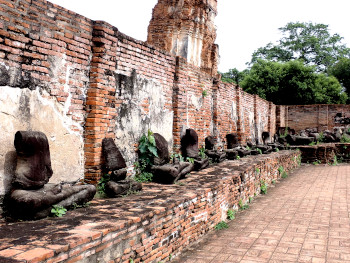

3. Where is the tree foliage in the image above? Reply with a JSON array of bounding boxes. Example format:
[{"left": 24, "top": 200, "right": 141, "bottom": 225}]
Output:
[
  {"left": 251, "top": 22, "right": 350, "bottom": 72},
  {"left": 329, "top": 57, "right": 350, "bottom": 102},
  {"left": 220, "top": 68, "right": 249, "bottom": 85},
  {"left": 240, "top": 60, "right": 347, "bottom": 105},
  {"left": 220, "top": 21, "right": 350, "bottom": 105}
]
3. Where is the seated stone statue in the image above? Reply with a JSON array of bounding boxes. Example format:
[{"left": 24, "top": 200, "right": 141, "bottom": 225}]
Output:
[
  {"left": 262, "top": 131, "right": 270, "bottom": 145},
  {"left": 224, "top": 133, "right": 239, "bottom": 160},
  {"left": 277, "top": 127, "right": 295, "bottom": 136},
  {"left": 286, "top": 134, "right": 315, "bottom": 145},
  {"left": 246, "top": 141, "right": 260, "bottom": 155},
  {"left": 181, "top": 129, "right": 209, "bottom": 171},
  {"left": 225, "top": 133, "right": 252, "bottom": 159},
  {"left": 102, "top": 138, "right": 142, "bottom": 197},
  {"left": 236, "top": 147, "right": 252, "bottom": 157},
  {"left": 226, "top": 133, "right": 239, "bottom": 149},
  {"left": 255, "top": 144, "right": 273, "bottom": 154},
  {"left": 322, "top": 130, "right": 337, "bottom": 143},
  {"left": 205, "top": 136, "right": 226, "bottom": 163},
  {"left": 264, "top": 133, "right": 285, "bottom": 151},
  {"left": 151, "top": 133, "right": 194, "bottom": 184},
  {"left": 7, "top": 131, "right": 96, "bottom": 220},
  {"left": 247, "top": 132, "right": 273, "bottom": 154}
]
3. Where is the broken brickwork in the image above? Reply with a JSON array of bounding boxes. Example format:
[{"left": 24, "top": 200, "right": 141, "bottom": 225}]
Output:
[
  {"left": 147, "top": 0, "right": 219, "bottom": 76},
  {"left": 277, "top": 105, "right": 350, "bottom": 133},
  {"left": 0, "top": 0, "right": 278, "bottom": 189}
]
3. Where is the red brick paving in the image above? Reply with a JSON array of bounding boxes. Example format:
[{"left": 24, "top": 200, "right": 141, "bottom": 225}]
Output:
[{"left": 173, "top": 164, "right": 350, "bottom": 263}]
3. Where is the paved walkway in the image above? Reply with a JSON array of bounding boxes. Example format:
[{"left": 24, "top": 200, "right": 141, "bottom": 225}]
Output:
[{"left": 173, "top": 164, "right": 350, "bottom": 263}]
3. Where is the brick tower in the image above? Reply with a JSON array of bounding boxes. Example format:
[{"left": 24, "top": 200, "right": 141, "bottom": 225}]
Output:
[{"left": 147, "top": 0, "right": 218, "bottom": 76}]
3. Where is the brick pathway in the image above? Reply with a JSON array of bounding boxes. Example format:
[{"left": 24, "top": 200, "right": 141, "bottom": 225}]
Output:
[{"left": 173, "top": 164, "right": 350, "bottom": 263}]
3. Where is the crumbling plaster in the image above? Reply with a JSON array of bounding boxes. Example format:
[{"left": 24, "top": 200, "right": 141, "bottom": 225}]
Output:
[
  {"left": 0, "top": 87, "right": 85, "bottom": 197},
  {"left": 114, "top": 72, "right": 174, "bottom": 170}
]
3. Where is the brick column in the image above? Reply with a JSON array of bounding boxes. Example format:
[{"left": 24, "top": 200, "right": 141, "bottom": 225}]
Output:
[
  {"left": 212, "top": 80, "right": 219, "bottom": 140},
  {"left": 276, "top": 105, "right": 286, "bottom": 130},
  {"left": 172, "top": 56, "right": 184, "bottom": 151},
  {"left": 254, "top": 94, "right": 258, "bottom": 143},
  {"left": 236, "top": 86, "right": 244, "bottom": 143},
  {"left": 268, "top": 101, "right": 276, "bottom": 136},
  {"left": 84, "top": 21, "right": 118, "bottom": 184},
  {"left": 317, "top": 105, "right": 329, "bottom": 131}
]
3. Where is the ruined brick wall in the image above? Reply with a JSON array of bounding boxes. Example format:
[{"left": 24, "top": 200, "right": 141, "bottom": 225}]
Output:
[
  {"left": 276, "top": 105, "right": 287, "bottom": 129},
  {"left": 0, "top": 0, "right": 94, "bottom": 198},
  {"left": 147, "top": 0, "right": 218, "bottom": 76},
  {"left": 0, "top": 0, "right": 280, "bottom": 191},
  {"left": 241, "top": 93, "right": 255, "bottom": 143},
  {"left": 255, "top": 96, "right": 273, "bottom": 143},
  {"left": 296, "top": 143, "right": 350, "bottom": 164},
  {"left": 113, "top": 32, "right": 176, "bottom": 171},
  {"left": 84, "top": 21, "right": 176, "bottom": 182},
  {"left": 283, "top": 105, "right": 350, "bottom": 132},
  {"left": 210, "top": 83, "right": 275, "bottom": 147},
  {"left": 269, "top": 102, "right": 276, "bottom": 137},
  {"left": 173, "top": 57, "right": 214, "bottom": 149},
  {"left": 172, "top": 58, "right": 276, "bottom": 151},
  {"left": 213, "top": 82, "right": 239, "bottom": 148},
  {"left": 0, "top": 0, "right": 177, "bottom": 190},
  {"left": 229, "top": 92, "right": 274, "bottom": 144}
]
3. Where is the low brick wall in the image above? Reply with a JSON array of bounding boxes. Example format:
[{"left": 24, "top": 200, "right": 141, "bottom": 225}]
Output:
[
  {"left": 295, "top": 143, "right": 350, "bottom": 164},
  {"left": 335, "top": 143, "right": 350, "bottom": 162},
  {"left": 0, "top": 151, "right": 300, "bottom": 263}
]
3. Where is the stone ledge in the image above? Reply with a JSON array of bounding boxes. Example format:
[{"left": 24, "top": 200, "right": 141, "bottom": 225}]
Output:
[{"left": 0, "top": 150, "right": 300, "bottom": 263}]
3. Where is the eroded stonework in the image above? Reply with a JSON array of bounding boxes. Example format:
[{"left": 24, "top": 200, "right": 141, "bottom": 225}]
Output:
[{"left": 147, "top": 0, "right": 218, "bottom": 75}]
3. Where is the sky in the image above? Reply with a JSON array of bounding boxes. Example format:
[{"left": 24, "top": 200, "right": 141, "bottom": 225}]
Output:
[{"left": 48, "top": 0, "right": 350, "bottom": 73}]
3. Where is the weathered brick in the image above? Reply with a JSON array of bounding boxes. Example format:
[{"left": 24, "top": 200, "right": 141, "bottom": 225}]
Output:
[{"left": 14, "top": 248, "right": 54, "bottom": 263}]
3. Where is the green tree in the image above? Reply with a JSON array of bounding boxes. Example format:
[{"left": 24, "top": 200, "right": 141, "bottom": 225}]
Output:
[
  {"left": 240, "top": 60, "right": 283, "bottom": 101},
  {"left": 251, "top": 22, "right": 350, "bottom": 72},
  {"left": 329, "top": 57, "right": 350, "bottom": 102},
  {"left": 220, "top": 68, "right": 249, "bottom": 85},
  {"left": 240, "top": 59, "right": 347, "bottom": 105},
  {"left": 313, "top": 74, "right": 348, "bottom": 104}
]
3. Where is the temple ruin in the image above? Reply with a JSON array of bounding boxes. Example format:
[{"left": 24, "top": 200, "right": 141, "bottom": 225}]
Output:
[
  {"left": 0, "top": 0, "right": 349, "bottom": 261},
  {"left": 147, "top": 0, "right": 219, "bottom": 75}
]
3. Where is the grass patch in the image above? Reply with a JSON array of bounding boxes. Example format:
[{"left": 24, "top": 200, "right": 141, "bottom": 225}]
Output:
[
  {"left": 312, "top": 160, "right": 321, "bottom": 165},
  {"left": 278, "top": 166, "right": 288, "bottom": 178},
  {"left": 341, "top": 135, "right": 350, "bottom": 143},
  {"left": 238, "top": 199, "right": 249, "bottom": 210},
  {"left": 215, "top": 221, "right": 229, "bottom": 230},
  {"left": 333, "top": 156, "right": 338, "bottom": 166},
  {"left": 260, "top": 180, "right": 267, "bottom": 194},
  {"left": 227, "top": 209, "right": 236, "bottom": 220}
]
